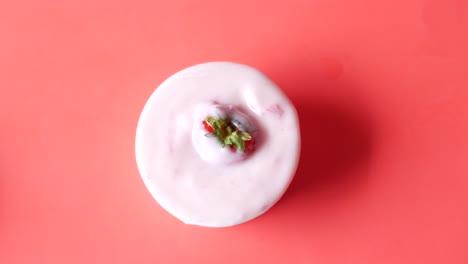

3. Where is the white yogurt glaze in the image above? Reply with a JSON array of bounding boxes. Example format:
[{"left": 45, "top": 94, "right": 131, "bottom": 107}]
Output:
[{"left": 136, "top": 62, "right": 300, "bottom": 227}]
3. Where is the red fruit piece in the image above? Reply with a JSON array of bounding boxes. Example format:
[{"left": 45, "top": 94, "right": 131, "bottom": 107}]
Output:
[
  {"left": 229, "top": 145, "right": 237, "bottom": 152},
  {"left": 202, "top": 120, "right": 214, "bottom": 133},
  {"left": 245, "top": 138, "right": 255, "bottom": 153}
]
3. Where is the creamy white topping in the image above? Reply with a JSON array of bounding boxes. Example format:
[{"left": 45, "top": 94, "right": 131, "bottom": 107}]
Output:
[{"left": 136, "top": 62, "right": 300, "bottom": 227}]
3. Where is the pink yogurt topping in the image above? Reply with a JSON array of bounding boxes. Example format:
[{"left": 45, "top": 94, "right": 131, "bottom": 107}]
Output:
[{"left": 136, "top": 62, "right": 300, "bottom": 227}]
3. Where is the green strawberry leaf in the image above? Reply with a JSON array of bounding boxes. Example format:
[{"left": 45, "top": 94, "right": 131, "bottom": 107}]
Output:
[{"left": 204, "top": 116, "right": 253, "bottom": 153}]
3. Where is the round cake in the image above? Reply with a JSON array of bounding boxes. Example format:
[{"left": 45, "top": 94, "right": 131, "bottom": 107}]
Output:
[{"left": 136, "top": 62, "right": 300, "bottom": 227}]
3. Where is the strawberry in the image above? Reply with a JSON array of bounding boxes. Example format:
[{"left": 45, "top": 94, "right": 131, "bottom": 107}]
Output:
[
  {"left": 202, "top": 120, "right": 214, "bottom": 133},
  {"left": 244, "top": 137, "right": 255, "bottom": 154},
  {"left": 204, "top": 116, "right": 255, "bottom": 154},
  {"left": 229, "top": 145, "right": 237, "bottom": 152}
]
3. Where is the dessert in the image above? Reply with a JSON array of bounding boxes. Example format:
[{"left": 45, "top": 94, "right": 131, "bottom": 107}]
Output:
[{"left": 135, "top": 62, "right": 300, "bottom": 227}]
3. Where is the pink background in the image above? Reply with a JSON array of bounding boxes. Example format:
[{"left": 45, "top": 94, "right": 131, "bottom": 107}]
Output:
[{"left": 1, "top": 0, "right": 468, "bottom": 263}]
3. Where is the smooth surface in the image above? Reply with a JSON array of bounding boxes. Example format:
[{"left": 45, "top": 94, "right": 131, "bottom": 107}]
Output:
[
  {"left": 136, "top": 62, "right": 300, "bottom": 227},
  {"left": 1, "top": 0, "right": 468, "bottom": 263}
]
